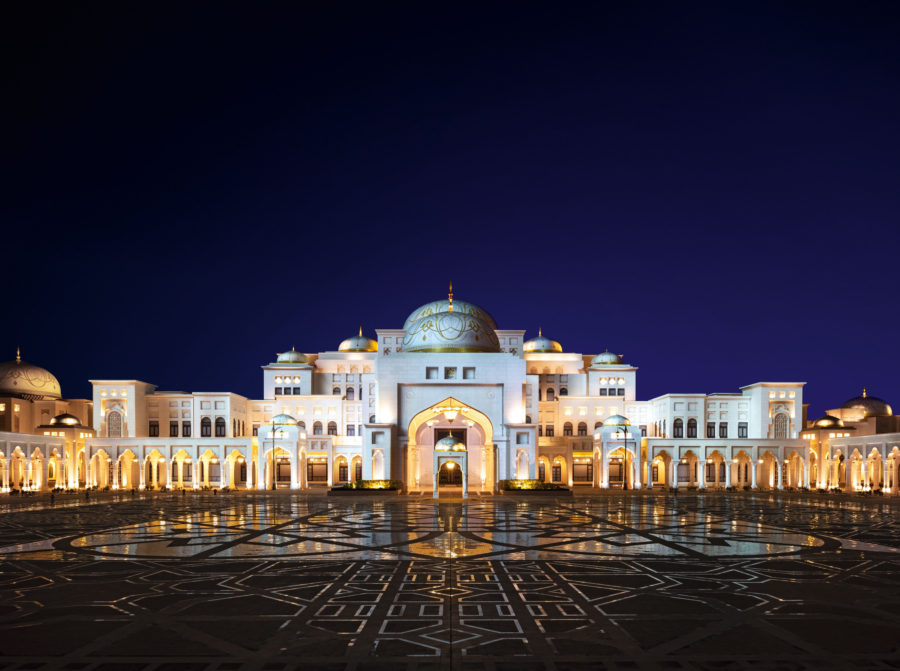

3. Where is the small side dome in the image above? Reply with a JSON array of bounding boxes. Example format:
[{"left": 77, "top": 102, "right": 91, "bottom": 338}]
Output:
[
  {"left": 813, "top": 414, "right": 844, "bottom": 428},
  {"left": 592, "top": 350, "right": 623, "bottom": 366},
  {"left": 50, "top": 413, "right": 82, "bottom": 427},
  {"left": 339, "top": 328, "right": 378, "bottom": 352},
  {"left": 270, "top": 413, "right": 297, "bottom": 426},
  {"left": 840, "top": 389, "right": 892, "bottom": 419},
  {"left": 523, "top": 328, "right": 563, "bottom": 354},
  {"left": 603, "top": 414, "right": 630, "bottom": 427},
  {"left": 276, "top": 347, "right": 309, "bottom": 364},
  {"left": 434, "top": 434, "right": 466, "bottom": 451}
]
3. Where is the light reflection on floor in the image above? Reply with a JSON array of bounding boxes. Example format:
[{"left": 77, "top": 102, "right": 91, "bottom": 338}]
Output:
[{"left": 54, "top": 498, "right": 829, "bottom": 560}]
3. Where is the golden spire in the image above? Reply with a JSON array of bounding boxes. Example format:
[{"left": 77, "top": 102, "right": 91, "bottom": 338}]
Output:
[
  {"left": 16, "top": 347, "right": 21, "bottom": 363},
  {"left": 358, "top": 326, "right": 363, "bottom": 337},
  {"left": 863, "top": 387, "right": 867, "bottom": 398},
  {"left": 448, "top": 281, "right": 454, "bottom": 312},
  {"left": 538, "top": 326, "right": 542, "bottom": 337}
]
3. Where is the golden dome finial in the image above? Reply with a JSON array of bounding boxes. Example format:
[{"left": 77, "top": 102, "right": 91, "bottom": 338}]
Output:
[
  {"left": 16, "top": 347, "right": 21, "bottom": 363},
  {"left": 448, "top": 281, "right": 454, "bottom": 312},
  {"left": 358, "top": 326, "right": 363, "bottom": 337},
  {"left": 863, "top": 387, "right": 867, "bottom": 398},
  {"left": 538, "top": 326, "right": 542, "bottom": 337}
]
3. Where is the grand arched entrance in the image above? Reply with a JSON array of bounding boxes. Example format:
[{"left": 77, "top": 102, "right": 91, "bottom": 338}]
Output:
[{"left": 405, "top": 397, "right": 495, "bottom": 498}]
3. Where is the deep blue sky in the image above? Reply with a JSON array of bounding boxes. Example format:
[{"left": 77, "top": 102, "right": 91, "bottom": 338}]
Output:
[{"left": 3, "top": 2, "right": 899, "bottom": 417}]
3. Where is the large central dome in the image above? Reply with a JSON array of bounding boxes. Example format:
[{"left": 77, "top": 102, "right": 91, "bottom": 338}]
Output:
[
  {"left": 402, "top": 287, "right": 500, "bottom": 353},
  {"left": 403, "top": 311, "right": 500, "bottom": 353},
  {"left": 0, "top": 351, "right": 61, "bottom": 400},
  {"left": 403, "top": 292, "right": 497, "bottom": 331}
]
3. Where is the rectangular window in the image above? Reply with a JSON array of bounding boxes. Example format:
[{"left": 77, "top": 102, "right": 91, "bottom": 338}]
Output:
[
  {"left": 707, "top": 423, "right": 716, "bottom": 439},
  {"left": 283, "top": 387, "right": 292, "bottom": 395},
  {"left": 182, "top": 422, "right": 191, "bottom": 437},
  {"left": 545, "top": 425, "right": 554, "bottom": 437},
  {"left": 463, "top": 367, "right": 475, "bottom": 380},
  {"left": 355, "top": 462, "right": 362, "bottom": 481},
  {"left": 274, "top": 387, "right": 283, "bottom": 395},
  {"left": 426, "top": 367, "right": 438, "bottom": 380},
  {"left": 718, "top": 423, "right": 727, "bottom": 439},
  {"left": 639, "top": 425, "right": 647, "bottom": 437},
  {"left": 706, "top": 462, "right": 715, "bottom": 480},
  {"left": 617, "top": 388, "right": 625, "bottom": 396},
  {"left": 738, "top": 422, "right": 748, "bottom": 438},
  {"left": 552, "top": 464, "right": 562, "bottom": 482},
  {"left": 170, "top": 421, "right": 179, "bottom": 437},
  {"left": 444, "top": 367, "right": 457, "bottom": 379},
  {"left": 201, "top": 422, "right": 211, "bottom": 437},
  {"left": 599, "top": 389, "right": 608, "bottom": 396},
  {"left": 252, "top": 424, "right": 259, "bottom": 437},
  {"left": 339, "top": 463, "right": 348, "bottom": 481},
  {"left": 215, "top": 421, "right": 225, "bottom": 437},
  {"left": 347, "top": 425, "right": 355, "bottom": 436},
  {"left": 293, "top": 387, "right": 301, "bottom": 395},
  {"left": 149, "top": 421, "right": 159, "bottom": 437},
  {"left": 538, "top": 462, "right": 545, "bottom": 481}
]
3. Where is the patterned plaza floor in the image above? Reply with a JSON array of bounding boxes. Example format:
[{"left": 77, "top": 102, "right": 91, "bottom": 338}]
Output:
[{"left": 0, "top": 492, "right": 898, "bottom": 670}]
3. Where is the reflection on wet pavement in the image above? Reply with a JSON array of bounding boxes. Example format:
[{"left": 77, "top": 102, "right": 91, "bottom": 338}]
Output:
[
  {"left": 7, "top": 497, "right": 840, "bottom": 560},
  {"left": 0, "top": 493, "right": 898, "bottom": 670}
]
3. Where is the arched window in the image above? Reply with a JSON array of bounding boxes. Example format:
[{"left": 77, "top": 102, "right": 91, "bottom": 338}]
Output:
[
  {"left": 687, "top": 418, "right": 697, "bottom": 438},
  {"left": 369, "top": 415, "right": 376, "bottom": 423},
  {"left": 313, "top": 421, "right": 323, "bottom": 435},
  {"left": 201, "top": 417, "right": 212, "bottom": 437},
  {"left": 297, "top": 421, "right": 306, "bottom": 431},
  {"left": 673, "top": 419, "right": 683, "bottom": 438},
  {"left": 346, "top": 387, "right": 355, "bottom": 401},
  {"left": 577, "top": 422, "right": 587, "bottom": 436},
  {"left": 774, "top": 414, "right": 788, "bottom": 439},
  {"left": 525, "top": 415, "right": 532, "bottom": 424},
  {"left": 332, "top": 387, "right": 341, "bottom": 395},
  {"left": 546, "top": 388, "right": 556, "bottom": 402},
  {"left": 107, "top": 411, "right": 122, "bottom": 437},
  {"left": 327, "top": 421, "right": 338, "bottom": 436},
  {"left": 594, "top": 421, "right": 603, "bottom": 430},
  {"left": 563, "top": 422, "right": 573, "bottom": 436},
  {"left": 559, "top": 388, "right": 568, "bottom": 396},
  {"left": 215, "top": 417, "right": 226, "bottom": 437}
]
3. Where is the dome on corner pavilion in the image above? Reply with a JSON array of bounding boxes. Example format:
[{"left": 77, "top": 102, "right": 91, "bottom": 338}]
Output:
[
  {"left": 276, "top": 348, "right": 309, "bottom": 364},
  {"left": 592, "top": 350, "right": 624, "bottom": 366}
]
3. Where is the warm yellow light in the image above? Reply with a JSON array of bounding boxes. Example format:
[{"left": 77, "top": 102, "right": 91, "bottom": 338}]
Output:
[
  {"left": 446, "top": 461, "right": 456, "bottom": 469},
  {"left": 444, "top": 409, "right": 458, "bottom": 421}
]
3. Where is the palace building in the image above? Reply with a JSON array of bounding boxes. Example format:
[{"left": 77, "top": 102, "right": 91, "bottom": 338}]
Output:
[{"left": 2, "top": 291, "right": 899, "bottom": 496}]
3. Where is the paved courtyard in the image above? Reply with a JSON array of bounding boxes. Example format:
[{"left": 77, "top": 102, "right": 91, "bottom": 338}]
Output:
[{"left": 0, "top": 492, "right": 898, "bottom": 670}]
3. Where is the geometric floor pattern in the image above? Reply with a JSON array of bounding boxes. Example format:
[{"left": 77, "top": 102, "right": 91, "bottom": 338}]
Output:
[{"left": 0, "top": 493, "right": 898, "bottom": 670}]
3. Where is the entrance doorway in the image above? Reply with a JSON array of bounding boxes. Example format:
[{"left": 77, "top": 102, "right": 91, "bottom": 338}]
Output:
[{"left": 438, "top": 461, "right": 462, "bottom": 486}]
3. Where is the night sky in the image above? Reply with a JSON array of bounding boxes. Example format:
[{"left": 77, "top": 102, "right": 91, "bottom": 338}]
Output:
[{"left": 4, "top": 2, "right": 899, "bottom": 418}]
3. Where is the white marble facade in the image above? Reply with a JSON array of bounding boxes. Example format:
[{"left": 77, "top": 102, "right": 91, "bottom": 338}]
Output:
[{"left": 3, "top": 293, "right": 895, "bottom": 495}]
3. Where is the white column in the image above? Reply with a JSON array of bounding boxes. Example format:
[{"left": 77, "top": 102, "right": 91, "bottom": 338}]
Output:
[
  {"left": 776, "top": 457, "right": 783, "bottom": 490},
  {"left": 462, "top": 459, "right": 468, "bottom": 499},
  {"left": 671, "top": 460, "right": 678, "bottom": 489},
  {"left": 698, "top": 460, "right": 705, "bottom": 489},
  {"left": 751, "top": 459, "right": 757, "bottom": 489}
]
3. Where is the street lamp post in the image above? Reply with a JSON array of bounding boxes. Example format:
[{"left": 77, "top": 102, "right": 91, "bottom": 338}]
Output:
[{"left": 271, "top": 417, "right": 277, "bottom": 491}]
